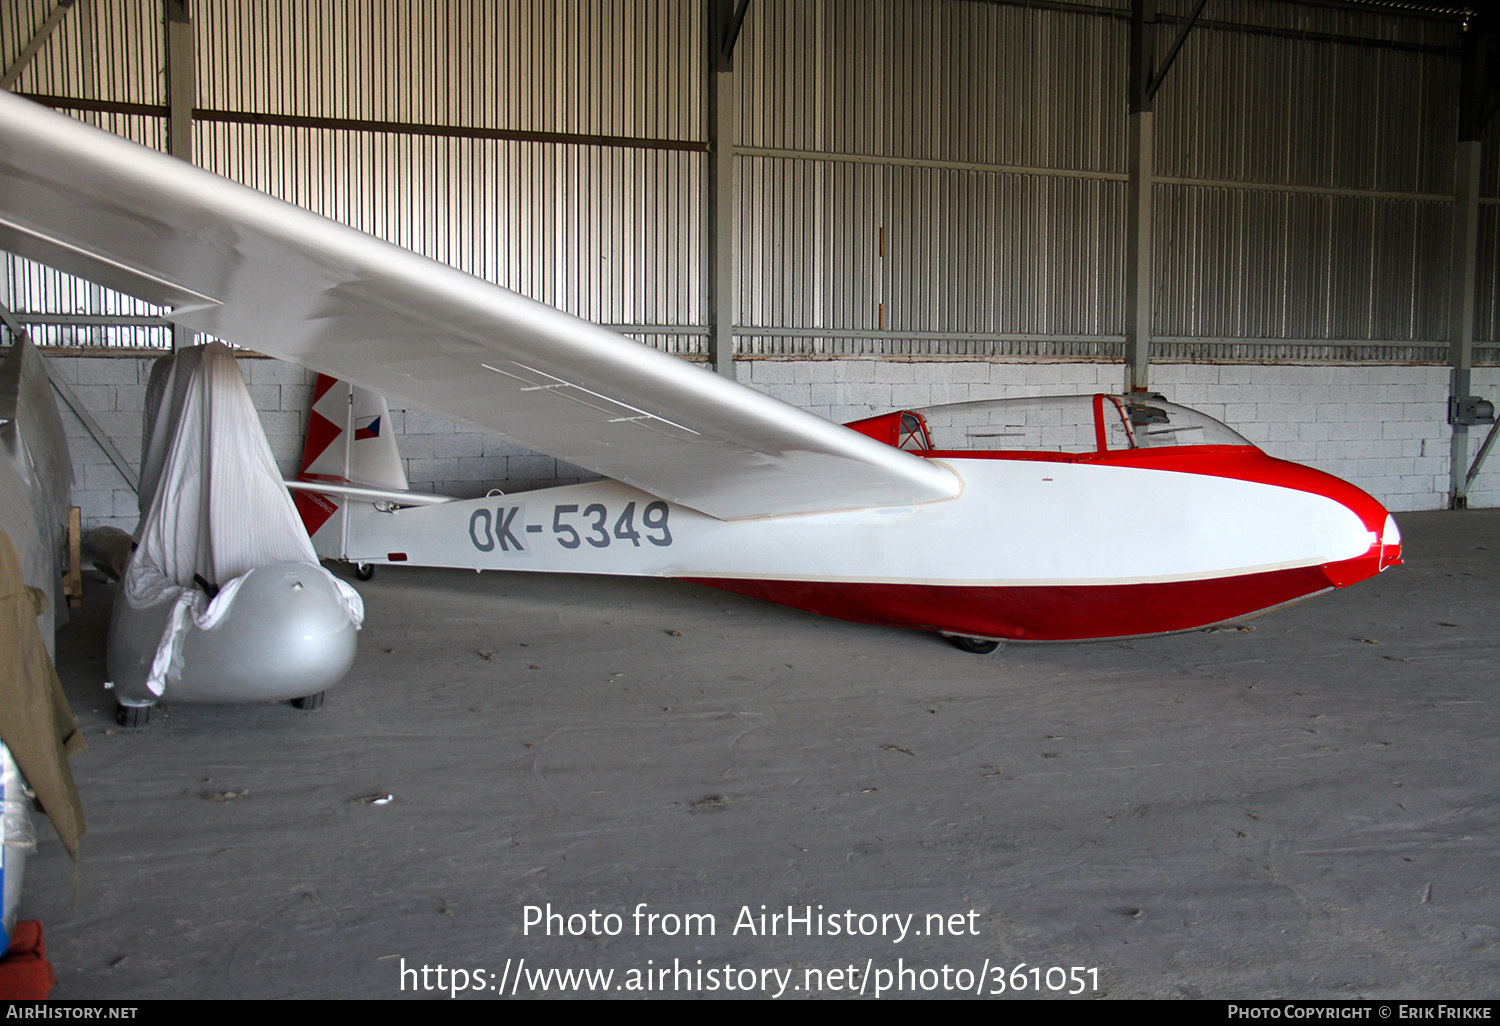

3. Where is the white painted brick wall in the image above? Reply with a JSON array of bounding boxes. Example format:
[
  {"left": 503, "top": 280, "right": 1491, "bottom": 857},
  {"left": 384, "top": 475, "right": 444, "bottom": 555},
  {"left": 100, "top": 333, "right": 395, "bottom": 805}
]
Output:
[{"left": 42, "top": 353, "right": 1500, "bottom": 532}]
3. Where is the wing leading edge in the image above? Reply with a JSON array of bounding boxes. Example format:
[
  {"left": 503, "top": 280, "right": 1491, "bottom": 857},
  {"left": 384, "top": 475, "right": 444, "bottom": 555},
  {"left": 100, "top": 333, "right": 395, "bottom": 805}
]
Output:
[{"left": 0, "top": 92, "right": 959, "bottom": 520}]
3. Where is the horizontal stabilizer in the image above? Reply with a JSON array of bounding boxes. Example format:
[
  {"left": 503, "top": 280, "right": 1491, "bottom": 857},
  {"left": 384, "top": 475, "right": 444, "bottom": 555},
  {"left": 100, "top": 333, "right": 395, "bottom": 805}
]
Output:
[{"left": 284, "top": 479, "right": 457, "bottom": 507}]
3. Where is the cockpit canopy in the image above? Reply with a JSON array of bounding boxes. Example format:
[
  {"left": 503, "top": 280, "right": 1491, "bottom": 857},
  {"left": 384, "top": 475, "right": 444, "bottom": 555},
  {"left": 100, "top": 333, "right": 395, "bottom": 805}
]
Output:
[{"left": 846, "top": 394, "right": 1253, "bottom": 456}]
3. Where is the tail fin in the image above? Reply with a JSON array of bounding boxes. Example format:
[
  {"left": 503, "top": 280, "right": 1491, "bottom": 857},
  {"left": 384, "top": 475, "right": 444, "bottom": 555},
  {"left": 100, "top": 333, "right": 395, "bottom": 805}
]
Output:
[
  {"left": 295, "top": 375, "right": 407, "bottom": 548},
  {"left": 300, "top": 375, "right": 407, "bottom": 489}
]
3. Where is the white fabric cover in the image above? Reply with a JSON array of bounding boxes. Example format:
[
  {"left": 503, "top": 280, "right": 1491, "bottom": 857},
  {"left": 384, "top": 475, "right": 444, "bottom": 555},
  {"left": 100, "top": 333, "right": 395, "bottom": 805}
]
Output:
[
  {"left": 134, "top": 343, "right": 318, "bottom": 583},
  {"left": 124, "top": 344, "right": 361, "bottom": 695}
]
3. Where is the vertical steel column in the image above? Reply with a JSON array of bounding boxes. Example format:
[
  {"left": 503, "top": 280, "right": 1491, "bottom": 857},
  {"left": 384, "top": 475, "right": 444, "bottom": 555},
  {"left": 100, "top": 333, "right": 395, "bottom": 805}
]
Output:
[
  {"left": 705, "top": 0, "right": 742, "bottom": 378},
  {"left": 165, "top": 0, "right": 195, "bottom": 351},
  {"left": 165, "top": 0, "right": 195, "bottom": 164},
  {"left": 1448, "top": 24, "right": 1484, "bottom": 508},
  {"left": 1124, "top": 0, "right": 1156, "bottom": 394},
  {"left": 1448, "top": 142, "right": 1481, "bottom": 507}
]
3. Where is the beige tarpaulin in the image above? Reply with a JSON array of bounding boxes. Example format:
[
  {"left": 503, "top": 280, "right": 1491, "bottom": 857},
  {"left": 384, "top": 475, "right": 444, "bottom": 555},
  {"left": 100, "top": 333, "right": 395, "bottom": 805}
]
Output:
[
  {"left": 0, "top": 531, "right": 84, "bottom": 860},
  {"left": 0, "top": 337, "right": 74, "bottom": 655}
]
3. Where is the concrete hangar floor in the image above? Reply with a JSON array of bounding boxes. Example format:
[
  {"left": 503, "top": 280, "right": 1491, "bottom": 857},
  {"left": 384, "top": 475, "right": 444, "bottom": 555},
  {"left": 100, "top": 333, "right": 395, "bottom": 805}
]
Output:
[{"left": 19, "top": 509, "right": 1500, "bottom": 1000}]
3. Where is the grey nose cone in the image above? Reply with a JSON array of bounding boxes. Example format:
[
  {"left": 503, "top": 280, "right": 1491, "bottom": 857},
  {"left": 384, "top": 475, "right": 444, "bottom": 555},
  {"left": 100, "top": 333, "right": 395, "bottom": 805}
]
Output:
[
  {"left": 108, "top": 562, "right": 360, "bottom": 706},
  {"left": 172, "top": 563, "right": 359, "bottom": 703}
]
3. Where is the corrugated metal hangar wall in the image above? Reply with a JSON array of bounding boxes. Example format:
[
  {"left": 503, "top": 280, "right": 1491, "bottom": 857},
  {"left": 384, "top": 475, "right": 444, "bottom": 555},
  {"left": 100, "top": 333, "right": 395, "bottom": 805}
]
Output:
[{"left": 3, "top": 0, "right": 1499, "bottom": 525}]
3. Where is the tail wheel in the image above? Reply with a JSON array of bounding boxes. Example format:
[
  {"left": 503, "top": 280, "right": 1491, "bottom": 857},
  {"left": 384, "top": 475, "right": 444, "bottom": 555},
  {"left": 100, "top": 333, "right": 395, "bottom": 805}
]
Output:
[{"left": 354, "top": 563, "right": 375, "bottom": 581}]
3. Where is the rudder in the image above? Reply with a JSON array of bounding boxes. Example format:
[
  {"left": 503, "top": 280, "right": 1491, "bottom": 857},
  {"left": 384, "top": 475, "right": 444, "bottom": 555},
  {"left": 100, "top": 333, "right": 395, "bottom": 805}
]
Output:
[{"left": 296, "top": 375, "right": 408, "bottom": 551}]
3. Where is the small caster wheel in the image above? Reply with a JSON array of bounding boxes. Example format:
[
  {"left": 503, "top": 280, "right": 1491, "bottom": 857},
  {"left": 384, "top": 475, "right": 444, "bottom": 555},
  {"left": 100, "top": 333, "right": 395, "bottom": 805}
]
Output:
[
  {"left": 944, "top": 634, "right": 1005, "bottom": 655},
  {"left": 354, "top": 563, "right": 375, "bottom": 581},
  {"left": 115, "top": 703, "right": 153, "bottom": 728},
  {"left": 291, "top": 692, "right": 325, "bottom": 710}
]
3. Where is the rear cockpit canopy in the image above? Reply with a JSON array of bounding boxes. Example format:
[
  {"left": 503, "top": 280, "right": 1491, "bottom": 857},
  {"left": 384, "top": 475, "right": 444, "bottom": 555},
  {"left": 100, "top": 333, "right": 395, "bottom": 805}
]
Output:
[{"left": 846, "top": 394, "right": 1253, "bottom": 456}]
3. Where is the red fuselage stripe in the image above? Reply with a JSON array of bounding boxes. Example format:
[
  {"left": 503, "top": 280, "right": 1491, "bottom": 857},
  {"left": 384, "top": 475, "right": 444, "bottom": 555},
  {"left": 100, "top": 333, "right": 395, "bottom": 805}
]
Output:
[{"left": 684, "top": 564, "right": 1340, "bottom": 642}]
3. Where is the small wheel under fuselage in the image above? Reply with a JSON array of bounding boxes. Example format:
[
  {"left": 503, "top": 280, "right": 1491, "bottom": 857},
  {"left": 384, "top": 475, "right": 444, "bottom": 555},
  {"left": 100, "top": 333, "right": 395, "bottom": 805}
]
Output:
[
  {"left": 944, "top": 634, "right": 1006, "bottom": 655},
  {"left": 291, "top": 691, "right": 325, "bottom": 710},
  {"left": 354, "top": 563, "right": 375, "bottom": 581},
  {"left": 115, "top": 702, "right": 153, "bottom": 728}
]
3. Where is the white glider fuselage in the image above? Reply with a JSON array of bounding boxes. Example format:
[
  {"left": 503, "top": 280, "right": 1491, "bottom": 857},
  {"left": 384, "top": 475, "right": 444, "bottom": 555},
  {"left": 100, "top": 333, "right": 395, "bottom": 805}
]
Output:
[{"left": 309, "top": 399, "right": 1400, "bottom": 643}]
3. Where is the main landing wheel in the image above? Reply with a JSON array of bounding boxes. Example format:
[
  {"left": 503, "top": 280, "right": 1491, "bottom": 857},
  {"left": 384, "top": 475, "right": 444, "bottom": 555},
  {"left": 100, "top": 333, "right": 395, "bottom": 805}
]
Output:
[
  {"left": 945, "top": 634, "right": 1005, "bottom": 655},
  {"left": 115, "top": 702, "right": 153, "bottom": 728},
  {"left": 354, "top": 563, "right": 375, "bottom": 581},
  {"left": 291, "top": 692, "right": 325, "bottom": 710}
]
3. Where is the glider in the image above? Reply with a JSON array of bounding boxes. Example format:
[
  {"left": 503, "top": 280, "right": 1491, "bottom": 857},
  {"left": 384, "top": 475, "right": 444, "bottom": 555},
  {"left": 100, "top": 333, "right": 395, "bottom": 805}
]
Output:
[
  {"left": 0, "top": 91, "right": 1401, "bottom": 697},
  {"left": 291, "top": 382, "right": 1401, "bottom": 649}
]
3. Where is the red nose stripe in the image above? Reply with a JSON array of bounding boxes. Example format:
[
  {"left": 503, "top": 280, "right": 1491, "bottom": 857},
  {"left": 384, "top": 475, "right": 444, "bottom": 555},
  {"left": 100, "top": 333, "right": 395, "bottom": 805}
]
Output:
[{"left": 684, "top": 567, "right": 1339, "bottom": 642}]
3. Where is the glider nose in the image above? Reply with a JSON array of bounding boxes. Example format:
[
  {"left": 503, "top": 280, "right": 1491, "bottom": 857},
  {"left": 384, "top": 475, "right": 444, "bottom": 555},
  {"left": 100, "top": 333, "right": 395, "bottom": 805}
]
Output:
[{"left": 1320, "top": 493, "right": 1401, "bottom": 588}]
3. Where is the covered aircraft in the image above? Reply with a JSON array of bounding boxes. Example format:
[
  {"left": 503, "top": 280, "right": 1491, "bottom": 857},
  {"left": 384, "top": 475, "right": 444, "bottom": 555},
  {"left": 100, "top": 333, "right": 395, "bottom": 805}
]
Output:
[
  {"left": 95, "top": 342, "right": 362, "bottom": 724},
  {"left": 0, "top": 91, "right": 1401, "bottom": 681}
]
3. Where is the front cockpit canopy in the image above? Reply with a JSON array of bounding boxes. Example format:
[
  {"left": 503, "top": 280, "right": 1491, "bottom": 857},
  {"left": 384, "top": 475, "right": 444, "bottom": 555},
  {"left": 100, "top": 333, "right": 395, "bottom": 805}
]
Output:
[{"left": 847, "top": 395, "right": 1253, "bottom": 455}]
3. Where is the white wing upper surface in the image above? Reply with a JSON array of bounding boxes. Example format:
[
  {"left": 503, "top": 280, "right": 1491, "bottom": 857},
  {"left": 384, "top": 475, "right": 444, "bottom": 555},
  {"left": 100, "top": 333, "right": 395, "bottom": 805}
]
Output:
[{"left": 0, "top": 92, "right": 959, "bottom": 520}]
